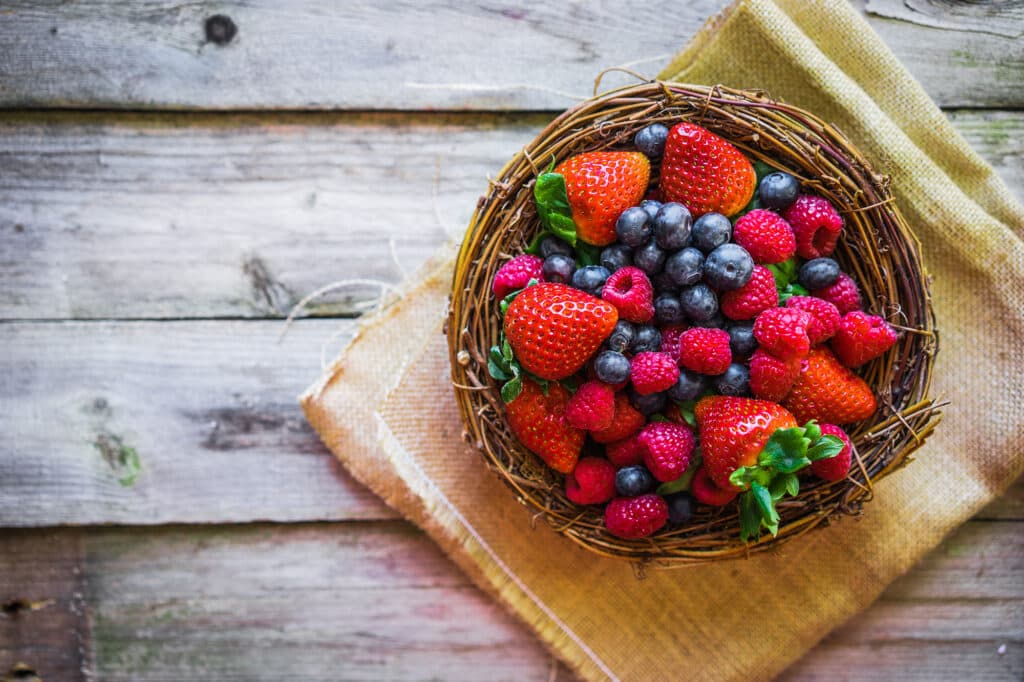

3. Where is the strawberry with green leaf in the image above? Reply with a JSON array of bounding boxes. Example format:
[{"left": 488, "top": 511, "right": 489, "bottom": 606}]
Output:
[{"left": 506, "top": 378, "right": 584, "bottom": 474}]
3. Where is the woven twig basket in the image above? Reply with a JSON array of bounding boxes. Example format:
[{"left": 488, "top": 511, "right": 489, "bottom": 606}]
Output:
[{"left": 447, "top": 82, "right": 941, "bottom": 565}]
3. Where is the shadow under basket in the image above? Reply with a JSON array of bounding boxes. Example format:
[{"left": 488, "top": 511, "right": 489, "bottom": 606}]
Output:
[{"left": 447, "top": 82, "right": 941, "bottom": 566}]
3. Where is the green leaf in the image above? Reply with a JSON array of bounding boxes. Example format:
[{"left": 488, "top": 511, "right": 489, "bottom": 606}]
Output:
[
  {"left": 656, "top": 454, "right": 702, "bottom": 496},
  {"left": 501, "top": 376, "right": 523, "bottom": 403},
  {"left": 751, "top": 481, "right": 780, "bottom": 536},
  {"left": 769, "top": 472, "right": 799, "bottom": 501},
  {"left": 674, "top": 400, "right": 697, "bottom": 427},
  {"left": 575, "top": 241, "right": 601, "bottom": 267},
  {"left": 534, "top": 173, "right": 576, "bottom": 246},
  {"left": 778, "top": 283, "right": 810, "bottom": 304},
  {"left": 766, "top": 258, "right": 799, "bottom": 289},
  {"left": 648, "top": 414, "right": 669, "bottom": 423},
  {"left": 759, "top": 426, "right": 812, "bottom": 474},
  {"left": 807, "top": 435, "right": 845, "bottom": 462},
  {"left": 501, "top": 339, "right": 513, "bottom": 362},
  {"left": 729, "top": 464, "right": 771, "bottom": 490},
  {"left": 784, "top": 472, "right": 800, "bottom": 497},
  {"left": 559, "top": 375, "right": 580, "bottom": 395},
  {"left": 487, "top": 356, "right": 510, "bottom": 381},
  {"left": 524, "top": 231, "right": 548, "bottom": 255},
  {"left": 739, "top": 492, "right": 762, "bottom": 542},
  {"left": 803, "top": 420, "right": 821, "bottom": 442},
  {"left": 752, "top": 160, "right": 775, "bottom": 184}
]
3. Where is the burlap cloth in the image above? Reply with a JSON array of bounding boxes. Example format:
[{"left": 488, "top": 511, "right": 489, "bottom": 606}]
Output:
[{"left": 302, "top": 1, "right": 1024, "bottom": 679}]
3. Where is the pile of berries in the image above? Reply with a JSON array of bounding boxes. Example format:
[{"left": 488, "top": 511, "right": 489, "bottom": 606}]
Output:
[{"left": 488, "top": 120, "right": 898, "bottom": 542}]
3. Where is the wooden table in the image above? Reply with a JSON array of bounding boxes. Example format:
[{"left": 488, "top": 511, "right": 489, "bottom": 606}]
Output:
[{"left": 1, "top": 2, "right": 1021, "bottom": 680}]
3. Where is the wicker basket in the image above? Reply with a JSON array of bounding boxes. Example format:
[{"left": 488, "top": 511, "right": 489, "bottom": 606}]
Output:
[{"left": 447, "top": 82, "right": 941, "bottom": 565}]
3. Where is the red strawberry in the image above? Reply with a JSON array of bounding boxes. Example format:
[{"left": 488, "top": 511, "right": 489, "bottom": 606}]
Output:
[
  {"left": 638, "top": 422, "right": 695, "bottom": 482},
  {"left": 604, "top": 494, "right": 669, "bottom": 539},
  {"left": 783, "top": 347, "right": 877, "bottom": 425},
  {"left": 605, "top": 435, "right": 645, "bottom": 468},
  {"left": 492, "top": 254, "right": 544, "bottom": 299},
  {"left": 630, "top": 352, "right": 680, "bottom": 395},
  {"left": 732, "top": 209, "right": 796, "bottom": 264},
  {"left": 691, "top": 467, "right": 737, "bottom": 506},
  {"left": 748, "top": 348, "right": 801, "bottom": 402},
  {"left": 591, "top": 392, "right": 646, "bottom": 444},
  {"left": 659, "top": 323, "right": 689, "bottom": 361},
  {"left": 565, "top": 381, "right": 616, "bottom": 431},
  {"left": 601, "top": 266, "right": 655, "bottom": 323},
  {"left": 565, "top": 457, "right": 617, "bottom": 505},
  {"left": 811, "top": 271, "right": 862, "bottom": 315},
  {"left": 677, "top": 327, "right": 732, "bottom": 375},
  {"left": 753, "top": 307, "right": 811, "bottom": 361},
  {"left": 720, "top": 265, "right": 778, "bottom": 320},
  {"left": 504, "top": 282, "right": 618, "bottom": 380},
  {"left": 660, "top": 122, "right": 756, "bottom": 218},
  {"left": 785, "top": 295, "right": 841, "bottom": 345},
  {"left": 782, "top": 195, "right": 843, "bottom": 259},
  {"left": 556, "top": 151, "right": 651, "bottom": 246},
  {"left": 506, "top": 379, "right": 584, "bottom": 474},
  {"left": 831, "top": 311, "right": 898, "bottom": 368},
  {"left": 810, "top": 424, "right": 853, "bottom": 482}
]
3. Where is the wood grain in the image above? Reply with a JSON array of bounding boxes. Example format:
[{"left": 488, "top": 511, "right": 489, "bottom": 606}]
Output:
[{"left": 0, "top": 110, "right": 1019, "bottom": 321}]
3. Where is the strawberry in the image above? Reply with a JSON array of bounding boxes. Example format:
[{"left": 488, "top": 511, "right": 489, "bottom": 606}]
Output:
[
  {"left": 604, "top": 494, "right": 669, "bottom": 539},
  {"left": 504, "top": 282, "right": 617, "bottom": 380},
  {"left": 720, "top": 265, "right": 778, "bottom": 320},
  {"left": 492, "top": 254, "right": 544, "bottom": 299},
  {"left": 753, "top": 307, "right": 811, "bottom": 361},
  {"left": 555, "top": 151, "right": 651, "bottom": 246},
  {"left": 591, "top": 392, "right": 646, "bottom": 444},
  {"left": 660, "top": 122, "right": 756, "bottom": 218},
  {"left": 831, "top": 311, "right": 898, "bottom": 368},
  {"left": 732, "top": 209, "right": 796, "bottom": 264},
  {"left": 565, "top": 457, "right": 617, "bottom": 505},
  {"left": 810, "top": 424, "right": 853, "bottom": 482},
  {"left": 505, "top": 379, "right": 584, "bottom": 474},
  {"left": 748, "top": 348, "right": 801, "bottom": 402},
  {"left": 637, "top": 422, "right": 695, "bottom": 482},
  {"left": 565, "top": 381, "right": 616, "bottom": 431},
  {"left": 783, "top": 347, "right": 877, "bottom": 425}
]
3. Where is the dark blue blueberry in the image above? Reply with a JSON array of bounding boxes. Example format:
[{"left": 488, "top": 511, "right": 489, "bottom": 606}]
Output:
[
  {"left": 540, "top": 236, "right": 574, "bottom": 259},
  {"left": 606, "top": 321, "right": 635, "bottom": 353},
  {"left": 715, "top": 363, "right": 751, "bottom": 397},
  {"left": 615, "top": 206, "right": 652, "bottom": 248},
  {"left": 654, "top": 293, "right": 686, "bottom": 325},
  {"left": 798, "top": 257, "right": 841, "bottom": 290},
  {"left": 542, "top": 253, "right": 575, "bottom": 284},
  {"left": 664, "top": 247, "right": 705, "bottom": 287},
  {"left": 616, "top": 465, "right": 657, "bottom": 497},
  {"left": 628, "top": 387, "right": 667, "bottom": 416},
  {"left": 640, "top": 199, "right": 663, "bottom": 223},
  {"left": 691, "top": 212, "right": 732, "bottom": 253},
  {"left": 693, "top": 311, "right": 728, "bottom": 329},
  {"left": 652, "top": 271, "right": 680, "bottom": 294},
  {"left": 665, "top": 491, "right": 695, "bottom": 525},
  {"left": 667, "top": 369, "right": 706, "bottom": 402},
  {"left": 571, "top": 265, "right": 611, "bottom": 296},
  {"left": 653, "top": 202, "right": 693, "bottom": 251},
  {"left": 727, "top": 322, "right": 757, "bottom": 360},
  {"left": 631, "top": 325, "right": 662, "bottom": 354},
  {"left": 703, "top": 243, "right": 754, "bottom": 291},
  {"left": 594, "top": 350, "right": 631, "bottom": 384},
  {"left": 633, "top": 240, "right": 666, "bottom": 275},
  {"left": 679, "top": 283, "right": 719, "bottom": 322},
  {"left": 758, "top": 171, "right": 800, "bottom": 211},
  {"left": 600, "top": 244, "right": 633, "bottom": 272},
  {"left": 634, "top": 123, "right": 670, "bottom": 158}
]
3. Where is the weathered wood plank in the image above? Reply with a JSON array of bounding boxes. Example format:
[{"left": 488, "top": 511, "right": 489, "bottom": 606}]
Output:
[
  {"left": 0, "top": 319, "right": 400, "bottom": 526},
  {"left": 0, "top": 1, "right": 1020, "bottom": 110},
  {"left": 1, "top": 109, "right": 1019, "bottom": 320}
]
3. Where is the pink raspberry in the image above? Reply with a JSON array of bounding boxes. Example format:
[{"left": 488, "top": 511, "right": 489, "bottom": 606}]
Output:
[
  {"left": 491, "top": 254, "right": 543, "bottom": 299},
  {"left": 749, "top": 348, "right": 802, "bottom": 401},
  {"left": 691, "top": 467, "right": 737, "bottom": 506},
  {"left": 677, "top": 327, "right": 732, "bottom": 375},
  {"left": 601, "top": 266, "right": 655, "bottom": 323},
  {"left": 811, "top": 272, "right": 862, "bottom": 315},
  {"left": 785, "top": 295, "right": 841, "bottom": 345},
  {"left": 629, "top": 351, "right": 680, "bottom": 395},
  {"left": 605, "top": 436, "right": 645, "bottom": 468},
  {"left": 638, "top": 422, "right": 695, "bottom": 482},
  {"left": 564, "top": 381, "right": 616, "bottom": 431},
  {"left": 782, "top": 195, "right": 843, "bottom": 259},
  {"left": 604, "top": 494, "right": 669, "bottom": 539},
  {"left": 732, "top": 209, "right": 796, "bottom": 264},
  {"left": 720, "top": 265, "right": 778, "bottom": 320},
  {"left": 753, "top": 307, "right": 811, "bottom": 361},
  {"left": 810, "top": 424, "right": 853, "bottom": 482},
  {"left": 565, "top": 457, "right": 617, "bottom": 505},
  {"left": 658, "top": 324, "right": 689, "bottom": 362},
  {"left": 831, "top": 311, "right": 898, "bottom": 368}
]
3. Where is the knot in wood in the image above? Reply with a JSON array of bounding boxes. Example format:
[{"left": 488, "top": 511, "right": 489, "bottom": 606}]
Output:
[{"left": 205, "top": 15, "right": 238, "bottom": 46}]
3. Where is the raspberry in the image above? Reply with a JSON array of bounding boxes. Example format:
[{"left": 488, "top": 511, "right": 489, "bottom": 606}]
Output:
[
  {"left": 629, "top": 352, "right": 680, "bottom": 395},
  {"left": 732, "top": 209, "right": 796, "bottom": 264},
  {"left": 565, "top": 457, "right": 617, "bottom": 505},
  {"left": 677, "top": 327, "right": 732, "bottom": 375},
  {"left": 605, "top": 436, "right": 645, "bottom": 468},
  {"left": 831, "top": 311, "right": 898, "bottom": 368},
  {"left": 811, "top": 272, "right": 862, "bottom": 315},
  {"left": 785, "top": 295, "right": 841, "bottom": 345},
  {"left": 591, "top": 392, "right": 646, "bottom": 444},
  {"left": 690, "top": 467, "right": 737, "bottom": 506},
  {"left": 658, "top": 324, "right": 689, "bottom": 361},
  {"left": 603, "top": 494, "right": 669, "bottom": 539},
  {"left": 564, "top": 381, "right": 615, "bottom": 431},
  {"left": 601, "top": 266, "right": 655, "bottom": 323},
  {"left": 720, "top": 265, "right": 778, "bottom": 320},
  {"left": 748, "top": 348, "right": 802, "bottom": 401},
  {"left": 782, "top": 195, "right": 843, "bottom": 259},
  {"left": 810, "top": 424, "right": 853, "bottom": 482},
  {"left": 753, "top": 307, "right": 811, "bottom": 361},
  {"left": 638, "top": 422, "right": 695, "bottom": 482},
  {"left": 492, "top": 254, "right": 544, "bottom": 299}
]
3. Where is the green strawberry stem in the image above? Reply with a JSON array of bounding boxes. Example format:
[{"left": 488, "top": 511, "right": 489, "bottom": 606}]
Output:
[
  {"left": 488, "top": 333, "right": 551, "bottom": 403},
  {"left": 731, "top": 422, "right": 845, "bottom": 542}
]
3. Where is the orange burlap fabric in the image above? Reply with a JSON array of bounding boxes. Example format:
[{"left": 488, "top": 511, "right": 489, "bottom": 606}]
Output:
[{"left": 302, "top": 1, "right": 1024, "bottom": 679}]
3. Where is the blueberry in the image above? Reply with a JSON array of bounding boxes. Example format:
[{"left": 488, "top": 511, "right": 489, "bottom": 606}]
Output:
[
  {"left": 704, "top": 243, "right": 754, "bottom": 291},
  {"left": 606, "top": 321, "right": 635, "bottom": 353},
  {"left": 654, "top": 293, "right": 686, "bottom": 325},
  {"left": 653, "top": 202, "right": 693, "bottom": 251},
  {"left": 571, "top": 265, "right": 611, "bottom": 296},
  {"left": 665, "top": 491, "right": 695, "bottom": 525},
  {"left": 727, "top": 322, "right": 757, "bottom": 359},
  {"left": 691, "top": 212, "right": 732, "bottom": 253},
  {"left": 631, "top": 325, "right": 662, "bottom": 354},
  {"left": 540, "top": 236, "right": 574, "bottom": 259},
  {"left": 615, "top": 206, "right": 652, "bottom": 248},
  {"left": 693, "top": 311, "right": 727, "bottom": 329},
  {"left": 634, "top": 123, "right": 669, "bottom": 158},
  {"left": 600, "top": 244, "right": 633, "bottom": 272},
  {"left": 715, "top": 363, "right": 751, "bottom": 396},
  {"left": 616, "top": 465, "right": 657, "bottom": 497},
  {"left": 758, "top": 171, "right": 800, "bottom": 211},
  {"left": 628, "top": 387, "right": 667, "bottom": 416},
  {"left": 798, "top": 257, "right": 841, "bottom": 290},
  {"left": 652, "top": 271, "right": 680, "bottom": 294},
  {"left": 594, "top": 350, "right": 631, "bottom": 384},
  {"left": 542, "top": 253, "right": 575, "bottom": 284},
  {"left": 633, "top": 241, "right": 666, "bottom": 275},
  {"left": 664, "top": 247, "right": 705, "bottom": 287},
  {"left": 679, "top": 283, "right": 719, "bottom": 322},
  {"left": 640, "top": 199, "right": 663, "bottom": 223},
  {"left": 667, "top": 369, "right": 706, "bottom": 402}
]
